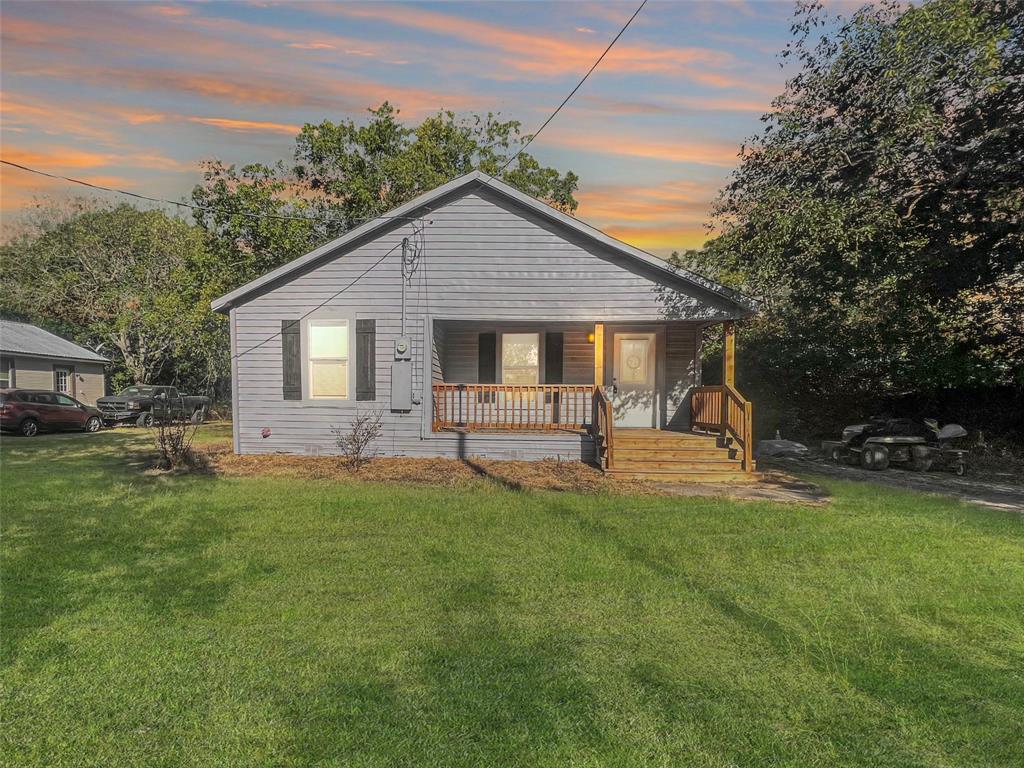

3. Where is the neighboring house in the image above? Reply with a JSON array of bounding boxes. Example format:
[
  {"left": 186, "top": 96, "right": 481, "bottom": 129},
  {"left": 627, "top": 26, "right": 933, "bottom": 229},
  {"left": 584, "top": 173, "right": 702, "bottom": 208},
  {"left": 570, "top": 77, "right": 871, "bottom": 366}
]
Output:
[
  {"left": 213, "top": 171, "right": 758, "bottom": 480},
  {"left": 0, "top": 320, "right": 108, "bottom": 406}
]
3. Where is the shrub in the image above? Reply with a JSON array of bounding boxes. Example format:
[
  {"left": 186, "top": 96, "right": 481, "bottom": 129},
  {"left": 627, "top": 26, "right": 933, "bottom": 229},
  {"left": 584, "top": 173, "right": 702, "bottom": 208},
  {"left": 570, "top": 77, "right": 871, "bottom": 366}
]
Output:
[
  {"left": 151, "top": 414, "right": 202, "bottom": 470},
  {"left": 331, "top": 410, "right": 384, "bottom": 470}
]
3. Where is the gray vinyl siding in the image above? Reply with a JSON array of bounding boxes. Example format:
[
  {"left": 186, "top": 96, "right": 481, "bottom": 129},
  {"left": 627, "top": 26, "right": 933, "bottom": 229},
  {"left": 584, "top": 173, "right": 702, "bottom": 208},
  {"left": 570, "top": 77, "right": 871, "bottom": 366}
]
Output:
[{"left": 231, "top": 187, "right": 713, "bottom": 458}]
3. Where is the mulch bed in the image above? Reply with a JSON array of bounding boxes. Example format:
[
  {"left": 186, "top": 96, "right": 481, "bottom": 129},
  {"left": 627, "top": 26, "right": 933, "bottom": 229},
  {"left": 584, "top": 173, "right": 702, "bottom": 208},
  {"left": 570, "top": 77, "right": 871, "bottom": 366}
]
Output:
[
  {"left": 202, "top": 445, "right": 828, "bottom": 504},
  {"left": 204, "top": 444, "right": 663, "bottom": 495}
]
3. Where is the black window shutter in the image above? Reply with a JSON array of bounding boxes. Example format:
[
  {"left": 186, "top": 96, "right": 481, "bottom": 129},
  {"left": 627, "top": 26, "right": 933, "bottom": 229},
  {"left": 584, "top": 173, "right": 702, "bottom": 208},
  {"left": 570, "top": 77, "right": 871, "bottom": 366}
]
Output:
[
  {"left": 544, "top": 332, "right": 564, "bottom": 384},
  {"left": 281, "top": 320, "right": 302, "bottom": 400},
  {"left": 478, "top": 332, "right": 496, "bottom": 383},
  {"left": 356, "top": 319, "right": 376, "bottom": 401}
]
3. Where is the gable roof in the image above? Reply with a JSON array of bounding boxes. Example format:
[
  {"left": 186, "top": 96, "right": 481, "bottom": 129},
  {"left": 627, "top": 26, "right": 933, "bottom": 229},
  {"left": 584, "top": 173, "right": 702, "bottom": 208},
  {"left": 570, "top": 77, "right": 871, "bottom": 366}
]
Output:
[
  {"left": 211, "top": 170, "right": 756, "bottom": 315},
  {"left": 0, "top": 319, "right": 108, "bottom": 363}
]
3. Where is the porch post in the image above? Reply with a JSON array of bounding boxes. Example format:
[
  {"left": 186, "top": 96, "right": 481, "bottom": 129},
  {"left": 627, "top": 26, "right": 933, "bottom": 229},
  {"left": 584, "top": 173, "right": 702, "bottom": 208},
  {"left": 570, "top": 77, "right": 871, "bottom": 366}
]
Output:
[
  {"left": 721, "top": 320, "right": 735, "bottom": 445},
  {"left": 722, "top": 320, "right": 735, "bottom": 388},
  {"left": 593, "top": 323, "right": 605, "bottom": 387}
]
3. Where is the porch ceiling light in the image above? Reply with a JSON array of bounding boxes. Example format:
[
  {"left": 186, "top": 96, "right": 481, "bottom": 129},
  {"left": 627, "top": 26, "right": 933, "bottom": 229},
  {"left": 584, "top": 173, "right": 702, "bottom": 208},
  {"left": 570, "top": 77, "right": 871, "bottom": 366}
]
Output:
[{"left": 586, "top": 332, "right": 596, "bottom": 344}]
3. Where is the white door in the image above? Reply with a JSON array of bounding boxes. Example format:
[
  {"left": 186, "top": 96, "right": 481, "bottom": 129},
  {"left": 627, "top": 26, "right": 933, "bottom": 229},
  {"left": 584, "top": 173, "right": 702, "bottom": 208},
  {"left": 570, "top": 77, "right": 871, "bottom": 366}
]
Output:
[{"left": 612, "top": 333, "right": 656, "bottom": 427}]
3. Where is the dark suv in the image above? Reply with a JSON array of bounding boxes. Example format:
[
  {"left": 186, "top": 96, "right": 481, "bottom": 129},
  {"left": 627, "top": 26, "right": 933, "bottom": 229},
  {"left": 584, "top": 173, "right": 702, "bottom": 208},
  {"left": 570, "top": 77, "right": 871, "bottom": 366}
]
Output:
[{"left": 0, "top": 389, "right": 104, "bottom": 436}]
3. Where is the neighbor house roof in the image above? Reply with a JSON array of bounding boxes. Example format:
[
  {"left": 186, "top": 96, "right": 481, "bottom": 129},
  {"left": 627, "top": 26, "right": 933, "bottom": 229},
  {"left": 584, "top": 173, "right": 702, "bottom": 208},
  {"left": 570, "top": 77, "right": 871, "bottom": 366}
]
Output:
[
  {"left": 211, "top": 170, "right": 756, "bottom": 314},
  {"left": 0, "top": 319, "right": 108, "bottom": 363}
]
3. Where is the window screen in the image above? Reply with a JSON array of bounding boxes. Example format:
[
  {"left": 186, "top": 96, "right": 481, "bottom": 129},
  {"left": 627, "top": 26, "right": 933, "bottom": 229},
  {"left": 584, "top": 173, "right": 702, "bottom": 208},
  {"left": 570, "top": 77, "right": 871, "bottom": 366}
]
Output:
[
  {"left": 501, "top": 333, "right": 540, "bottom": 385},
  {"left": 308, "top": 320, "right": 349, "bottom": 398}
]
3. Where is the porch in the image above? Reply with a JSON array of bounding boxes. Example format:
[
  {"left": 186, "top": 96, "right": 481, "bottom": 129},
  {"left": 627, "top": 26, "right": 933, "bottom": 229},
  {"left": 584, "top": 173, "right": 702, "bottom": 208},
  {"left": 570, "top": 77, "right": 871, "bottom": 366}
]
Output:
[{"left": 429, "top": 319, "right": 756, "bottom": 476}]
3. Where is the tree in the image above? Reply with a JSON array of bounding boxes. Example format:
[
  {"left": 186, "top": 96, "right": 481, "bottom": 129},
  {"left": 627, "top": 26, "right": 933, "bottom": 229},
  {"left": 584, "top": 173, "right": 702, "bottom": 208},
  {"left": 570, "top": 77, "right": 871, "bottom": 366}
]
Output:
[
  {"left": 686, "top": 0, "right": 1023, "bottom": 434},
  {"left": 191, "top": 103, "right": 580, "bottom": 288},
  {"left": 0, "top": 202, "right": 222, "bottom": 393}
]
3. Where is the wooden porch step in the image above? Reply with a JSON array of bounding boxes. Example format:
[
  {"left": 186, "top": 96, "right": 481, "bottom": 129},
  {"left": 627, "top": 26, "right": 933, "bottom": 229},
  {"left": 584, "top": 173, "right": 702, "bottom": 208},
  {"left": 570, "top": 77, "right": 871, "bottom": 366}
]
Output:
[
  {"left": 611, "top": 458, "right": 742, "bottom": 472},
  {"left": 607, "top": 469, "right": 763, "bottom": 484},
  {"left": 613, "top": 447, "right": 737, "bottom": 461},
  {"left": 614, "top": 435, "right": 721, "bottom": 449}
]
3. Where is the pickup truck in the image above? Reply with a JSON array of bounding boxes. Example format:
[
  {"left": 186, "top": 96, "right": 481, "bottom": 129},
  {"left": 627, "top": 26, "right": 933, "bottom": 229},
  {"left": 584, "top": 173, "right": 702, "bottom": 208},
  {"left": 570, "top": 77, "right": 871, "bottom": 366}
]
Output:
[{"left": 97, "top": 385, "right": 210, "bottom": 427}]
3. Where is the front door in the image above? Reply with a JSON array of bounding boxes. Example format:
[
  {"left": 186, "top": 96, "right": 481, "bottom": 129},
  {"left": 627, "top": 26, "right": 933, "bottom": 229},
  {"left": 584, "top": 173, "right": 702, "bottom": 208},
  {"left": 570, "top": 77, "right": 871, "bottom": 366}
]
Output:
[{"left": 612, "top": 332, "right": 656, "bottom": 427}]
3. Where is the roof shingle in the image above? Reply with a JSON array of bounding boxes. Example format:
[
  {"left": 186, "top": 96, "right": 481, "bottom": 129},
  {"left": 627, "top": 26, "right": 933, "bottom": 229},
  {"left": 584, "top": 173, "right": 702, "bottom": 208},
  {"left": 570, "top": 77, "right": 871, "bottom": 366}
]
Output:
[{"left": 0, "top": 320, "right": 108, "bottom": 363}]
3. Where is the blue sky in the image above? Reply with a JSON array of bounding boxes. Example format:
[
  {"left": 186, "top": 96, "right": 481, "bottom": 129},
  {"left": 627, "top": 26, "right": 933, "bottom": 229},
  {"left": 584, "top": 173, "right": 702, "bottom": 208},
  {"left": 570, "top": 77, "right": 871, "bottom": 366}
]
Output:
[{"left": 0, "top": 1, "right": 825, "bottom": 253}]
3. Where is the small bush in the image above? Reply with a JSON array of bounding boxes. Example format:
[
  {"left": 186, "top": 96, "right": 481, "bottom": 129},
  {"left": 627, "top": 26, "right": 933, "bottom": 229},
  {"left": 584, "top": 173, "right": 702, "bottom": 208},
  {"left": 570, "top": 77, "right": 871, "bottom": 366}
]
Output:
[
  {"left": 151, "top": 414, "right": 202, "bottom": 470},
  {"left": 331, "top": 410, "right": 384, "bottom": 470}
]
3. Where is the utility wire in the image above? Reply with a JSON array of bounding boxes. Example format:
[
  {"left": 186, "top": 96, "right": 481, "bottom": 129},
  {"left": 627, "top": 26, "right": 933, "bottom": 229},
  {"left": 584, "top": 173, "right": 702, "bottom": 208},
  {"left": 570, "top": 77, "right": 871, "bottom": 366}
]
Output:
[
  {"left": 8, "top": 0, "right": 646, "bottom": 367},
  {"left": 3, "top": 0, "right": 645, "bottom": 229},
  {"left": 0, "top": 159, "right": 422, "bottom": 226},
  {"left": 230, "top": 0, "right": 646, "bottom": 362},
  {"left": 230, "top": 239, "right": 404, "bottom": 360},
  {"left": 492, "top": 0, "right": 647, "bottom": 177},
  {"left": 3, "top": 0, "right": 645, "bottom": 222}
]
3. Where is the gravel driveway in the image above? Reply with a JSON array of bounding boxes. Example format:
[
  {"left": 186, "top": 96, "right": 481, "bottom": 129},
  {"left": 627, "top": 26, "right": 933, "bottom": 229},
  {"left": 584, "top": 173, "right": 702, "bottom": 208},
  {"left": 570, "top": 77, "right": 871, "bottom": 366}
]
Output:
[{"left": 763, "top": 456, "right": 1024, "bottom": 512}]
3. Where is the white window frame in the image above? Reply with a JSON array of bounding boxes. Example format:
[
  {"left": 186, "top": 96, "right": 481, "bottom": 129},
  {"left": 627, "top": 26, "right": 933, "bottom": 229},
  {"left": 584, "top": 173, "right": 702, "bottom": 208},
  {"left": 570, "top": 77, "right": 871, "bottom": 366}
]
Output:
[
  {"left": 500, "top": 332, "right": 541, "bottom": 385},
  {"left": 54, "top": 366, "right": 73, "bottom": 395},
  {"left": 305, "top": 318, "right": 351, "bottom": 400}
]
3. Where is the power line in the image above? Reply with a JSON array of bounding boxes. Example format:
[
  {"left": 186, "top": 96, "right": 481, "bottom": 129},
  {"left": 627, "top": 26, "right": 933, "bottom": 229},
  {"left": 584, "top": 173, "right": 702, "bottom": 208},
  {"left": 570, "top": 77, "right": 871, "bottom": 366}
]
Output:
[
  {"left": 0, "top": 159, "right": 421, "bottom": 226},
  {"left": 9, "top": 0, "right": 647, "bottom": 368},
  {"left": 3, "top": 0, "right": 645, "bottom": 230},
  {"left": 494, "top": 0, "right": 647, "bottom": 177},
  {"left": 229, "top": 0, "right": 647, "bottom": 363},
  {"left": 231, "top": 239, "right": 405, "bottom": 360}
]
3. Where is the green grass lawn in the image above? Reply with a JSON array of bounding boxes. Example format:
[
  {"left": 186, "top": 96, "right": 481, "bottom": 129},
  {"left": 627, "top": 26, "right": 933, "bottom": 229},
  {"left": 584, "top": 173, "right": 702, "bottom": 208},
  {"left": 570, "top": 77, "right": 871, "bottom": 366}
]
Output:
[{"left": 2, "top": 426, "right": 1022, "bottom": 767}]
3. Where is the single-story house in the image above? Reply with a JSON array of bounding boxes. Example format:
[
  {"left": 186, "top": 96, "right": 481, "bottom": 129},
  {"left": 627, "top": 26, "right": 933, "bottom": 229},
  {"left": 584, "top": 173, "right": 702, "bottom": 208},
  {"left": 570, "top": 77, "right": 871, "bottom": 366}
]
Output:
[
  {"left": 0, "top": 319, "right": 108, "bottom": 405},
  {"left": 213, "top": 171, "right": 758, "bottom": 481}
]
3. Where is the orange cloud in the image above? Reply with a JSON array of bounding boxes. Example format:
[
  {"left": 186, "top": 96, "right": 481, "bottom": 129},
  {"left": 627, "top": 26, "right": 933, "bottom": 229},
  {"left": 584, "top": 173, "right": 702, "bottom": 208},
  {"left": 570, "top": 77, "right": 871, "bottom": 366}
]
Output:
[
  {"left": 287, "top": 42, "right": 337, "bottom": 50},
  {"left": 603, "top": 223, "right": 713, "bottom": 253},
  {"left": 2, "top": 146, "right": 113, "bottom": 169},
  {"left": 0, "top": 164, "right": 137, "bottom": 223},
  {"left": 149, "top": 5, "right": 191, "bottom": 17},
  {"left": 574, "top": 93, "right": 771, "bottom": 117},
  {"left": 319, "top": 4, "right": 738, "bottom": 83},
  {"left": 186, "top": 116, "right": 302, "bottom": 135},
  {"left": 1, "top": 93, "right": 120, "bottom": 142},
  {"left": 577, "top": 181, "right": 712, "bottom": 224},
  {"left": 2, "top": 143, "right": 189, "bottom": 174},
  {"left": 547, "top": 130, "right": 741, "bottom": 168}
]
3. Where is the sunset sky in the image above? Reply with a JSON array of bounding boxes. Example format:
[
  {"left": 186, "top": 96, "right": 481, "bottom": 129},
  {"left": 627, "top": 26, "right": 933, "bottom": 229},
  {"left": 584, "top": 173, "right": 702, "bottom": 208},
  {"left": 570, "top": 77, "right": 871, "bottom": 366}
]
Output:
[{"left": 1, "top": 1, "right": 816, "bottom": 254}]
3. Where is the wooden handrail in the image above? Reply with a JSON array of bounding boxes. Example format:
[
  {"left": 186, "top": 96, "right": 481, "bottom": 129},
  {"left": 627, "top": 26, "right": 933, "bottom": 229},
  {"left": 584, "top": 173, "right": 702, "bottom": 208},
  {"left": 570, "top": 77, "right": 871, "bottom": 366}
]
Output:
[
  {"left": 432, "top": 384, "right": 593, "bottom": 431},
  {"left": 691, "top": 384, "right": 755, "bottom": 472},
  {"left": 591, "top": 385, "right": 614, "bottom": 469}
]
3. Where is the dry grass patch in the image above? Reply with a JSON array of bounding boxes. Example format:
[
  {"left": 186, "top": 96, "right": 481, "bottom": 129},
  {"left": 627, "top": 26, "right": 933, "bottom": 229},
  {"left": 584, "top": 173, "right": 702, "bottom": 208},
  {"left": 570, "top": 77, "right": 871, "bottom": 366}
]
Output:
[{"left": 205, "top": 445, "right": 666, "bottom": 495}]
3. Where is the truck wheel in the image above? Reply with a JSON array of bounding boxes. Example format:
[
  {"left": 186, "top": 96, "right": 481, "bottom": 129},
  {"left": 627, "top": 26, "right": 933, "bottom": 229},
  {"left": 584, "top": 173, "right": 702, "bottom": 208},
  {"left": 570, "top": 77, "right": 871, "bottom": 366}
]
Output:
[
  {"left": 830, "top": 446, "right": 844, "bottom": 463},
  {"left": 19, "top": 418, "right": 39, "bottom": 437},
  {"left": 190, "top": 408, "right": 205, "bottom": 425},
  {"left": 137, "top": 412, "right": 154, "bottom": 428},
  {"left": 860, "top": 445, "right": 889, "bottom": 471}
]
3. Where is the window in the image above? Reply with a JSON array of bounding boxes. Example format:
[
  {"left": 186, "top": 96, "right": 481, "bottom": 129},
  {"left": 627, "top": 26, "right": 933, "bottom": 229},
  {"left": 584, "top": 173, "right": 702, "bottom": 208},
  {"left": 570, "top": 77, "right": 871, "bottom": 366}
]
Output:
[
  {"left": 54, "top": 367, "right": 72, "bottom": 395},
  {"left": 0, "top": 357, "right": 12, "bottom": 388},
  {"left": 308, "top": 319, "right": 349, "bottom": 398},
  {"left": 501, "top": 333, "right": 539, "bottom": 385},
  {"left": 55, "top": 394, "right": 78, "bottom": 407}
]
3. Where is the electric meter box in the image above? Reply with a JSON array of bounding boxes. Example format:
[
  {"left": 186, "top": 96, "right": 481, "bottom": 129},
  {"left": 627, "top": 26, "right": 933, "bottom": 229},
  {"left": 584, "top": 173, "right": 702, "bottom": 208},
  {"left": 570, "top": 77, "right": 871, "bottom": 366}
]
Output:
[
  {"left": 394, "top": 336, "right": 412, "bottom": 361},
  {"left": 391, "top": 336, "right": 413, "bottom": 411}
]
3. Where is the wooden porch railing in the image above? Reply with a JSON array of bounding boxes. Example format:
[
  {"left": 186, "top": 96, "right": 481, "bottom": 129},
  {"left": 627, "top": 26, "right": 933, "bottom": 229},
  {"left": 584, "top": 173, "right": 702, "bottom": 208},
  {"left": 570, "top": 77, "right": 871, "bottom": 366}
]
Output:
[
  {"left": 432, "top": 384, "right": 593, "bottom": 431},
  {"left": 691, "top": 384, "right": 755, "bottom": 472},
  {"left": 591, "top": 385, "right": 614, "bottom": 469}
]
